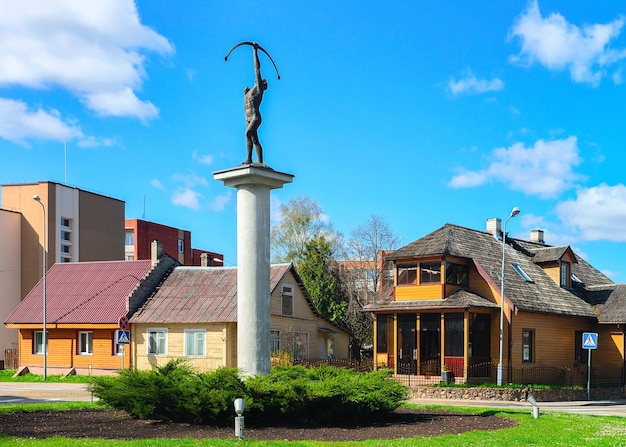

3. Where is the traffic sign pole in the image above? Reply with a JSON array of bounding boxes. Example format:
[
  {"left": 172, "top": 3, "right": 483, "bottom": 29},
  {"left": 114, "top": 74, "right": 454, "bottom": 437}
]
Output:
[{"left": 587, "top": 347, "right": 591, "bottom": 400}]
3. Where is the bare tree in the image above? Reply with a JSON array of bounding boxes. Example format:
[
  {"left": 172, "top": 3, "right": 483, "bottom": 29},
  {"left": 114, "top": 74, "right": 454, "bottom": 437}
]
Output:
[{"left": 337, "top": 214, "right": 401, "bottom": 359}]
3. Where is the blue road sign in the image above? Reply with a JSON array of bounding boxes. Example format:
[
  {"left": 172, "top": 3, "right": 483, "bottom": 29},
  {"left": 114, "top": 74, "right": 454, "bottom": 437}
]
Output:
[
  {"left": 115, "top": 330, "right": 130, "bottom": 345},
  {"left": 582, "top": 332, "right": 598, "bottom": 350}
]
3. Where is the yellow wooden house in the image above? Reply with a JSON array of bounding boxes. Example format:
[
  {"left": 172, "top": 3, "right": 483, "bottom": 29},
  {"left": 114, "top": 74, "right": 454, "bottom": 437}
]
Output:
[
  {"left": 365, "top": 220, "right": 625, "bottom": 386},
  {"left": 130, "top": 263, "right": 350, "bottom": 372}
]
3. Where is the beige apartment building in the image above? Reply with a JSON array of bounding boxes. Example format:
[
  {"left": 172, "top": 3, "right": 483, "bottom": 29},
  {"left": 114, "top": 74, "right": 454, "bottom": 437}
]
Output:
[{"left": 0, "top": 181, "right": 125, "bottom": 366}]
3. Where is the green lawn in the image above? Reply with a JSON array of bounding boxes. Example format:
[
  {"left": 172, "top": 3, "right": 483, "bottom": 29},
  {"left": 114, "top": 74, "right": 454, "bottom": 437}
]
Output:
[
  {"left": 0, "top": 370, "right": 94, "bottom": 383},
  {"left": 0, "top": 402, "right": 625, "bottom": 446}
]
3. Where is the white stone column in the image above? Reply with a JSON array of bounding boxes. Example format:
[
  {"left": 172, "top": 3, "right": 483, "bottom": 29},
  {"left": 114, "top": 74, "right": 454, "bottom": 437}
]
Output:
[{"left": 213, "top": 165, "right": 293, "bottom": 376}]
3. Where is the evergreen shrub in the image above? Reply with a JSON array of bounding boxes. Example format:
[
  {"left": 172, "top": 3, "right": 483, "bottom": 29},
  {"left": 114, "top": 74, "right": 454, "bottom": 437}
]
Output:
[{"left": 89, "top": 361, "right": 408, "bottom": 427}]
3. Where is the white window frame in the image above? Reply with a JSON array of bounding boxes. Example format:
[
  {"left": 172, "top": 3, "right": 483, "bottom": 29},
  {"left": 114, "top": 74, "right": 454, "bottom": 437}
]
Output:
[
  {"left": 34, "top": 331, "right": 48, "bottom": 354},
  {"left": 147, "top": 328, "right": 168, "bottom": 356},
  {"left": 78, "top": 331, "right": 93, "bottom": 355},
  {"left": 178, "top": 239, "right": 184, "bottom": 253},
  {"left": 184, "top": 329, "right": 206, "bottom": 357},
  {"left": 281, "top": 284, "right": 294, "bottom": 317}
]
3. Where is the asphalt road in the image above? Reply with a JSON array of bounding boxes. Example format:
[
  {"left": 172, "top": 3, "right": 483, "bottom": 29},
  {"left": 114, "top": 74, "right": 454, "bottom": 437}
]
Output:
[{"left": 1, "top": 382, "right": 624, "bottom": 417}]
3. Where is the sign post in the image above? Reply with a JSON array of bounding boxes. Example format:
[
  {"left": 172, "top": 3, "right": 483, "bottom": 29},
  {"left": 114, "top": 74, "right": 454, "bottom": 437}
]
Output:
[
  {"left": 582, "top": 332, "right": 598, "bottom": 400},
  {"left": 117, "top": 316, "right": 130, "bottom": 370}
]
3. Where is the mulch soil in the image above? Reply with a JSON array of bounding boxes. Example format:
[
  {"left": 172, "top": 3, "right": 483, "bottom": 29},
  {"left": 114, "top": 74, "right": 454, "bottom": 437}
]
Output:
[{"left": 0, "top": 407, "right": 517, "bottom": 441}]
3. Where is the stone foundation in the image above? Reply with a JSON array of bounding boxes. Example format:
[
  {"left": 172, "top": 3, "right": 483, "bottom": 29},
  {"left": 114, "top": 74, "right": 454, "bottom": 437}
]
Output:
[{"left": 412, "top": 386, "right": 626, "bottom": 402}]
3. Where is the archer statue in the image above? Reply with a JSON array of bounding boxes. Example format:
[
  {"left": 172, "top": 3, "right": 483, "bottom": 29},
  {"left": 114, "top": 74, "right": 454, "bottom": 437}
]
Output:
[{"left": 225, "top": 42, "right": 280, "bottom": 165}]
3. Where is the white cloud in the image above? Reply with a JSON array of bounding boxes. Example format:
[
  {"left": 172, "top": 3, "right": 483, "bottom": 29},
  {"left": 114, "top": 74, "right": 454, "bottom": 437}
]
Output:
[
  {"left": 0, "top": 0, "right": 173, "bottom": 120},
  {"left": 0, "top": 98, "right": 82, "bottom": 144},
  {"left": 172, "top": 187, "right": 203, "bottom": 211},
  {"left": 192, "top": 151, "right": 213, "bottom": 165},
  {"left": 449, "top": 136, "right": 582, "bottom": 198},
  {"left": 150, "top": 179, "right": 164, "bottom": 189},
  {"left": 509, "top": 1, "right": 626, "bottom": 85},
  {"left": 210, "top": 192, "right": 232, "bottom": 212},
  {"left": 556, "top": 184, "right": 626, "bottom": 241},
  {"left": 448, "top": 70, "right": 504, "bottom": 96}
]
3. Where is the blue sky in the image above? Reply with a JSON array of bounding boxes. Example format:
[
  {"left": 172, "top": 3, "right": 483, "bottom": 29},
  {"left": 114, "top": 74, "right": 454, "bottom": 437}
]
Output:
[{"left": 2, "top": 1, "right": 626, "bottom": 280}]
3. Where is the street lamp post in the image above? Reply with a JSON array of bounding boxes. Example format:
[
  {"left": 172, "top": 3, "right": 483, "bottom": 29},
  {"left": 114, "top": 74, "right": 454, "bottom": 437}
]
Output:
[
  {"left": 33, "top": 194, "right": 47, "bottom": 380},
  {"left": 497, "top": 206, "right": 520, "bottom": 386}
]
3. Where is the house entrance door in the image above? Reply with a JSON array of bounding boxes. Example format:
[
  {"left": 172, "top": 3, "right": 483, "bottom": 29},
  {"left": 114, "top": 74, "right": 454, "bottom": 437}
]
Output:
[
  {"left": 420, "top": 313, "right": 441, "bottom": 376},
  {"left": 397, "top": 314, "right": 416, "bottom": 374}
]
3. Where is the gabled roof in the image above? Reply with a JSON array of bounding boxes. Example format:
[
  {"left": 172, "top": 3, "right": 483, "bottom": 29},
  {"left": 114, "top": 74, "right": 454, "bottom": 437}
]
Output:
[
  {"left": 130, "top": 263, "right": 323, "bottom": 324},
  {"left": 5, "top": 260, "right": 155, "bottom": 325},
  {"left": 384, "top": 223, "right": 615, "bottom": 319},
  {"left": 529, "top": 246, "right": 577, "bottom": 264}
]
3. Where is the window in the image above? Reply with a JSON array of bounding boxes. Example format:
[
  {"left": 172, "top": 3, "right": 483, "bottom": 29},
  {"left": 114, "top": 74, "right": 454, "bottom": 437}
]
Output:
[
  {"left": 420, "top": 262, "right": 441, "bottom": 284},
  {"left": 124, "top": 230, "right": 134, "bottom": 246},
  {"left": 114, "top": 336, "right": 124, "bottom": 356},
  {"left": 61, "top": 257, "right": 71, "bottom": 263},
  {"left": 34, "top": 331, "right": 48, "bottom": 354},
  {"left": 522, "top": 329, "right": 534, "bottom": 363},
  {"left": 178, "top": 239, "right": 184, "bottom": 253},
  {"left": 376, "top": 314, "right": 393, "bottom": 353},
  {"left": 281, "top": 284, "right": 294, "bottom": 316},
  {"left": 444, "top": 313, "right": 464, "bottom": 357},
  {"left": 184, "top": 329, "right": 206, "bottom": 357},
  {"left": 61, "top": 244, "right": 71, "bottom": 254},
  {"left": 469, "top": 313, "right": 491, "bottom": 358},
  {"left": 571, "top": 273, "right": 583, "bottom": 285},
  {"left": 445, "top": 263, "right": 469, "bottom": 286},
  {"left": 560, "top": 262, "right": 570, "bottom": 287},
  {"left": 270, "top": 330, "right": 281, "bottom": 353},
  {"left": 78, "top": 331, "right": 93, "bottom": 355},
  {"left": 61, "top": 230, "right": 71, "bottom": 242},
  {"left": 512, "top": 263, "right": 533, "bottom": 282},
  {"left": 60, "top": 218, "right": 71, "bottom": 228},
  {"left": 147, "top": 329, "right": 167, "bottom": 355},
  {"left": 294, "top": 332, "right": 309, "bottom": 360},
  {"left": 397, "top": 264, "right": 417, "bottom": 285}
]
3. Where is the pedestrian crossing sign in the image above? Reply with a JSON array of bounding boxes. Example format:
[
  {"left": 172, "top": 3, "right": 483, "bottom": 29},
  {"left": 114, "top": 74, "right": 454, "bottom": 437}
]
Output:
[
  {"left": 116, "top": 330, "right": 130, "bottom": 345},
  {"left": 582, "top": 332, "right": 598, "bottom": 350}
]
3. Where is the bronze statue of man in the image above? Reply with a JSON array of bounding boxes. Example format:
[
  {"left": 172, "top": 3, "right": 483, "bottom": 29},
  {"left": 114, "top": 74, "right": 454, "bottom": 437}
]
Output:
[
  {"left": 243, "top": 43, "right": 267, "bottom": 164},
  {"left": 225, "top": 41, "right": 280, "bottom": 165}
]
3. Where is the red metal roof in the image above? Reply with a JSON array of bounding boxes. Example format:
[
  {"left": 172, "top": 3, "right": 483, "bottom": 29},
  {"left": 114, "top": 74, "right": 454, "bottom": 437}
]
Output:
[
  {"left": 131, "top": 264, "right": 292, "bottom": 324},
  {"left": 5, "top": 260, "right": 153, "bottom": 325}
]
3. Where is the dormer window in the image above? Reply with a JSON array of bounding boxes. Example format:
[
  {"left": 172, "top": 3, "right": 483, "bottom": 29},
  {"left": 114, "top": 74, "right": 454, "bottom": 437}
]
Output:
[
  {"left": 512, "top": 263, "right": 533, "bottom": 283},
  {"left": 445, "top": 263, "right": 469, "bottom": 286}
]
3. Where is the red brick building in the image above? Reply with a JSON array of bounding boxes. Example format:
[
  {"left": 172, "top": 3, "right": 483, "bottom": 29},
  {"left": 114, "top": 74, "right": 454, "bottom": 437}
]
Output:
[{"left": 125, "top": 219, "right": 223, "bottom": 266}]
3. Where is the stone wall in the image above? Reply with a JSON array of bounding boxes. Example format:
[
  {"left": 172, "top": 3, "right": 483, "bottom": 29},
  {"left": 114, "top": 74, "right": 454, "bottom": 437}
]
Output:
[{"left": 412, "top": 386, "right": 626, "bottom": 402}]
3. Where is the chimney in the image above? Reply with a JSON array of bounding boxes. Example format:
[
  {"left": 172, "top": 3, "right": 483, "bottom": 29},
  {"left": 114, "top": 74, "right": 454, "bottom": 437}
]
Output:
[
  {"left": 200, "top": 253, "right": 211, "bottom": 267},
  {"left": 486, "top": 218, "right": 502, "bottom": 237},
  {"left": 151, "top": 240, "right": 163, "bottom": 266},
  {"left": 530, "top": 229, "right": 545, "bottom": 244}
]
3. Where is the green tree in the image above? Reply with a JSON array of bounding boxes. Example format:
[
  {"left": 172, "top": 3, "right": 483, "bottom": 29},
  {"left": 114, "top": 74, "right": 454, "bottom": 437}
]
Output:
[
  {"left": 271, "top": 196, "right": 341, "bottom": 267},
  {"left": 298, "top": 237, "right": 346, "bottom": 328}
]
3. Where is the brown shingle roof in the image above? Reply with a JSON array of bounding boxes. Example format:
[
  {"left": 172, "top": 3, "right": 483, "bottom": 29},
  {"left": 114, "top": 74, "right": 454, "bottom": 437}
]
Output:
[
  {"left": 529, "top": 246, "right": 576, "bottom": 264},
  {"left": 383, "top": 223, "right": 614, "bottom": 318},
  {"left": 5, "top": 260, "right": 154, "bottom": 325},
  {"left": 130, "top": 264, "right": 295, "bottom": 324}
]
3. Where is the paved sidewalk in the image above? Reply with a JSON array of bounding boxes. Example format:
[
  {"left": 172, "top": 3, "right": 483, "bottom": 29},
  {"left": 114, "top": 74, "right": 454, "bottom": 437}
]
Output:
[
  {"left": 409, "top": 397, "right": 626, "bottom": 417},
  {"left": 0, "top": 382, "right": 94, "bottom": 404}
]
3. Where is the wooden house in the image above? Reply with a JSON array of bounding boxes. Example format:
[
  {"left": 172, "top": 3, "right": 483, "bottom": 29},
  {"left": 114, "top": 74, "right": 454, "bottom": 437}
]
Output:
[
  {"left": 130, "top": 263, "right": 350, "bottom": 372},
  {"left": 4, "top": 242, "right": 177, "bottom": 376},
  {"left": 365, "top": 221, "right": 626, "bottom": 386}
]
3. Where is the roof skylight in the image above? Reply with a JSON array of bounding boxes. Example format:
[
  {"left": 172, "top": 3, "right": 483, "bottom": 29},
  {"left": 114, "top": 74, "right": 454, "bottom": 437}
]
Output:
[{"left": 512, "top": 263, "right": 533, "bottom": 283}]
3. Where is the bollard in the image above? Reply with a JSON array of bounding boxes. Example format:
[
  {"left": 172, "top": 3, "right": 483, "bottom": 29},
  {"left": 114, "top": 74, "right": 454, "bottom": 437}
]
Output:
[{"left": 234, "top": 398, "right": 245, "bottom": 440}]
